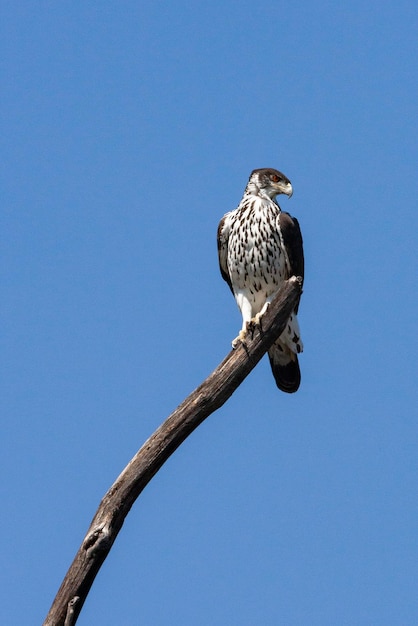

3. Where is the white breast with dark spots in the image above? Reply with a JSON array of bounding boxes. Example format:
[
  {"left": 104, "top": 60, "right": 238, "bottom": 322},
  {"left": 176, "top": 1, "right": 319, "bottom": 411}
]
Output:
[{"left": 227, "top": 197, "right": 288, "bottom": 314}]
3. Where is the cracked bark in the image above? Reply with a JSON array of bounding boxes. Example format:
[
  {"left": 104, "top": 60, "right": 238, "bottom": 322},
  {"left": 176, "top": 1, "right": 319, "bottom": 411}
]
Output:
[{"left": 43, "top": 276, "right": 303, "bottom": 626}]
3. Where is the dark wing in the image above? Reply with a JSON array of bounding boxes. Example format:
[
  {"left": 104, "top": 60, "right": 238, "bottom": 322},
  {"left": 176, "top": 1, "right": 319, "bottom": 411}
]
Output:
[
  {"left": 217, "top": 214, "right": 234, "bottom": 294},
  {"left": 279, "top": 212, "right": 304, "bottom": 312},
  {"left": 279, "top": 212, "right": 304, "bottom": 280}
]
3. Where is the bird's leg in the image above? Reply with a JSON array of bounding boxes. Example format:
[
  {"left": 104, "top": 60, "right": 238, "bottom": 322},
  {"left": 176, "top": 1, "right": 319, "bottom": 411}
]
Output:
[
  {"left": 249, "top": 297, "right": 273, "bottom": 332},
  {"left": 232, "top": 294, "right": 252, "bottom": 349},
  {"left": 252, "top": 302, "right": 269, "bottom": 327},
  {"left": 234, "top": 303, "right": 268, "bottom": 346}
]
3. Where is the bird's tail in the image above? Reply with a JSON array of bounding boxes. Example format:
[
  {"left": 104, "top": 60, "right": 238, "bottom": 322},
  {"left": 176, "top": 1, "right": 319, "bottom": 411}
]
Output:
[
  {"left": 268, "top": 312, "right": 303, "bottom": 393},
  {"left": 268, "top": 341, "right": 301, "bottom": 393}
]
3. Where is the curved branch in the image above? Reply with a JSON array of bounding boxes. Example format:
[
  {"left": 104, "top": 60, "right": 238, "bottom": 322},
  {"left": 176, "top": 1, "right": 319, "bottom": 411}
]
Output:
[{"left": 44, "top": 276, "right": 303, "bottom": 625}]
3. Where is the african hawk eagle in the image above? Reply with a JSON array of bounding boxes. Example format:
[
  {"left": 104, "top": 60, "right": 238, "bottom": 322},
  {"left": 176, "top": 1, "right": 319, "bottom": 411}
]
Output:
[{"left": 217, "top": 168, "right": 304, "bottom": 393}]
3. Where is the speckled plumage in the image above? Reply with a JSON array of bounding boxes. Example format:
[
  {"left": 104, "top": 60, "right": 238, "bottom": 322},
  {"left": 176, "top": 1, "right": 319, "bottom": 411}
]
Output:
[{"left": 217, "top": 168, "right": 304, "bottom": 393}]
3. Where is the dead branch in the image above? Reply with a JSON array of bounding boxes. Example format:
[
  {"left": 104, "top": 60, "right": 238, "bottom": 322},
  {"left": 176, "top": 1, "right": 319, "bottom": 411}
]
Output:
[{"left": 43, "top": 276, "right": 303, "bottom": 625}]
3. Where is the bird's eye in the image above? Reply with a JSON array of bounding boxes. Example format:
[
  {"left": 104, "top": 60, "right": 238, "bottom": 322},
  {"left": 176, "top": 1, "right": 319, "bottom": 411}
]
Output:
[{"left": 271, "top": 174, "right": 280, "bottom": 183}]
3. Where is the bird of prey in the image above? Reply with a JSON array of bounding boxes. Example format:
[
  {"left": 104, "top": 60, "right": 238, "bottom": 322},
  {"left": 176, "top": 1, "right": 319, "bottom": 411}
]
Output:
[{"left": 217, "top": 168, "right": 304, "bottom": 393}]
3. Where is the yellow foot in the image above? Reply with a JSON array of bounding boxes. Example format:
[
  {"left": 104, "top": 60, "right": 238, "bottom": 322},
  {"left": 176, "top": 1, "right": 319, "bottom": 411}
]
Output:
[
  {"left": 232, "top": 329, "right": 247, "bottom": 349},
  {"left": 252, "top": 312, "right": 263, "bottom": 326},
  {"left": 252, "top": 302, "right": 270, "bottom": 327},
  {"left": 247, "top": 309, "right": 266, "bottom": 335}
]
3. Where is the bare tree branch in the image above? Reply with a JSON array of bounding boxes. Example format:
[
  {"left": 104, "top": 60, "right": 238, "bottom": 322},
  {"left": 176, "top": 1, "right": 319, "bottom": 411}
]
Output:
[{"left": 43, "top": 276, "right": 303, "bottom": 626}]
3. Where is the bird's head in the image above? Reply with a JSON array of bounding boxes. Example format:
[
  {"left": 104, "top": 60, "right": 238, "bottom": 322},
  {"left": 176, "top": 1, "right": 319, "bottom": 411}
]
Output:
[{"left": 246, "top": 168, "right": 293, "bottom": 200}]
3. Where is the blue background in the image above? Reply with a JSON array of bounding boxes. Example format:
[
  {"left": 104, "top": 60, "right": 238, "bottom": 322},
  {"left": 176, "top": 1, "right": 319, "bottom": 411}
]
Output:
[{"left": 2, "top": 2, "right": 417, "bottom": 624}]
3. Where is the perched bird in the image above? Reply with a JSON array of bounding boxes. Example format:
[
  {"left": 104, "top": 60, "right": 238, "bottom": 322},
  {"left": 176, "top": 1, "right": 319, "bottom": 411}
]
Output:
[{"left": 217, "top": 168, "right": 304, "bottom": 393}]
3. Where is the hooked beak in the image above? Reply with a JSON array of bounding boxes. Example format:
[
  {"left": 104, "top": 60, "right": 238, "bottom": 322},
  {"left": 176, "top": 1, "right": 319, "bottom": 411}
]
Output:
[{"left": 283, "top": 182, "right": 293, "bottom": 198}]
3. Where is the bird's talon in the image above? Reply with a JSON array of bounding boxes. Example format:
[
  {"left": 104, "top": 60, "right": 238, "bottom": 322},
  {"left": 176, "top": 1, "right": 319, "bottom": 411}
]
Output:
[
  {"left": 248, "top": 310, "right": 265, "bottom": 335},
  {"left": 232, "top": 329, "right": 247, "bottom": 349},
  {"left": 254, "top": 312, "right": 262, "bottom": 325}
]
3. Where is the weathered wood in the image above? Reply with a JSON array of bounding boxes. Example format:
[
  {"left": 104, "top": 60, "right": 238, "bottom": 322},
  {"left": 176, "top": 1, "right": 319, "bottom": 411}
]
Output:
[{"left": 44, "top": 276, "right": 303, "bottom": 626}]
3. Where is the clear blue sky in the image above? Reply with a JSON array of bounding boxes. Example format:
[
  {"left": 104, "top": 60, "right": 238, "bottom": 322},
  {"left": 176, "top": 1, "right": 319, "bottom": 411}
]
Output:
[{"left": 2, "top": 2, "right": 418, "bottom": 624}]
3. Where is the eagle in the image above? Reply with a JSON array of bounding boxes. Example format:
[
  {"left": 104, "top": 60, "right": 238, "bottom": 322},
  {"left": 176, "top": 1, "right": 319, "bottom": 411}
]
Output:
[{"left": 217, "top": 168, "right": 304, "bottom": 393}]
